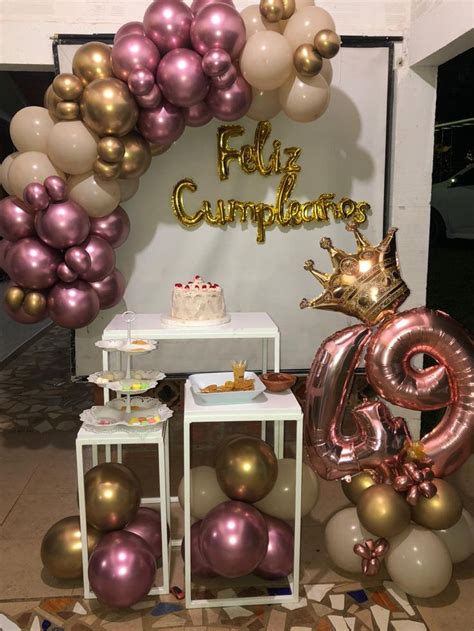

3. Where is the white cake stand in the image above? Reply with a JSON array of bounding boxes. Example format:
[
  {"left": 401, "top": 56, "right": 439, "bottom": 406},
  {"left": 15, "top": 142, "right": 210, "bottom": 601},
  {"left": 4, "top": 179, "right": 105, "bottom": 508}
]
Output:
[{"left": 160, "top": 313, "right": 231, "bottom": 327}]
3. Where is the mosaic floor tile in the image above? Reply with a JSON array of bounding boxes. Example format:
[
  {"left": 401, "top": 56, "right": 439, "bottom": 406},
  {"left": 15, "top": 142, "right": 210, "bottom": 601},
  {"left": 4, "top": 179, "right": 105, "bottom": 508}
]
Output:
[
  {"left": 369, "top": 604, "right": 389, "bottom": 631},
  {"left": 329, "top": 595, "right": 345, "bottom": 610},
  {"left": 382, "top": 582, "right": 415, "bottom": 617},
  {"left": 304, "top": 584, "right": 334, "bottom": 601},
  {"left": 328, "top": 615, "right": 350, "bottom": 631}
]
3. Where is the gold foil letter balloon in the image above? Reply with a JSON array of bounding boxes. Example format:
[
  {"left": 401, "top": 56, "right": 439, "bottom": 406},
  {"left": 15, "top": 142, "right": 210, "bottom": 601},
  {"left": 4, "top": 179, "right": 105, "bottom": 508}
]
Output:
[
  {"left": 215, "top": 435, "right": 278, "bottom": 503},
  {"left": 84, "top": 463, "right": 141, "bottom": 531},
  {"left": 41, "top": 515, "right": 101, "bottom": 579},
  {"left": 80, "top": 78, "right": 139, "bottom": 137}
]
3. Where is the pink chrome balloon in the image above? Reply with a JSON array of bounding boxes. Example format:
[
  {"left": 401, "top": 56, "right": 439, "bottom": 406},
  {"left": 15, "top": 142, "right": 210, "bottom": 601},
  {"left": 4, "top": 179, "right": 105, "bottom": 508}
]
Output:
[
  {"left": 57, "top": 262, "right": 78, "bottom": 283},
  {"left": 90, "top": 268, "right": 125, "bottom": 309},
  {"left": 191, "top": 0, "right": 235, "bottom": 14},
  {"left": 255, "top": 514, "right": 294, "bottom": 580},
  {"left": 4, "top": 288, "right": 48, "bottom": 324},
  {"left": 8, "top": 237, "right": 60, "bottom": 289},
  {"left": 143, "top": 0, "right": 193, "bottom": 54},
  {"left": 90, "top": 206, "right": 130, "bottom": 248},
  {"left": 44, "top": 176, "right": 67, "bottom": 202},
  {"left": 212, "top": 64, "right": 237, "bottom": 90},
  {"left": 79, "top": 235, "right": 115, "bottom": 283},
  {"left": 206, "top": 74, "right": 251, "bottom": 121},
  {"left": 88, "top": 531, "right": 156, "bottom": 608},
  {"left": 0, "top": 197, "right": 36, "bottom": 241},
  {"left": 190, "top": 3, "right": 246, "bottom": 59},
  {"left": 157, "top": 48, "right": 209, "bottom": 108},
  {"left": 34, "top": 200, "right": 91, "bottom": 250},
  {"left": 124, "top": 507, "right": 163, "bottom": 561},
  {"left": 200, "top": 501, "right": 268, "bottom": 578},
  {"left": 135, "top": 83, "right": 162, "bottom": 109},
  {"left": 202, "top": 48, "right": 232, "bottom": 77},
  {"left": 111, "top": 33, "right": 160, "bottom": 82},
  {"left": 184, "top": 101, "right": 213, "bottom": 127},
  {"left": 48, "top": 280, "right": 100, "bottom": 328},
  {"left": 366, "top": 307, "right": 474, "bottom": 477},
  {"left": 181, "top": 521, "right": 218, "bottom": 578},
  {"left": 23, "top": 183, "right": 49, "bottom": 212},
  {"left": 65, "top": 245, "right": 91, "bottom": 275},
  {"left": 128, "top": 67, "right": 156, "bottom": 97},
  {"left": 138, "top": 101, "right": 185, "bottom": 145},
  {"left": 114, "top": 21, "right": 145, "bottom": 44}
]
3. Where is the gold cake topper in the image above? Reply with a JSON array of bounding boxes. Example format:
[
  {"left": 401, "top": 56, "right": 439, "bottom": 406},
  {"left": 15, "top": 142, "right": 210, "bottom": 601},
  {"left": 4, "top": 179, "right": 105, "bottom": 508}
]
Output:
[{"left": 300, "top": 223, "right": 410, "bottom": 325}]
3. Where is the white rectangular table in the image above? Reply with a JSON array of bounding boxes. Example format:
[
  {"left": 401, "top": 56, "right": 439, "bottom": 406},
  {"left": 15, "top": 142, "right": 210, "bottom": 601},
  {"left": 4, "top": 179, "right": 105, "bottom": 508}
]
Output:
[
  {"left": 75, "top": 423, "right": 171, "bottom": 598},
  {"left": 182, "top": 381, "right": 303, "bottom": 609},
  {"left": 100, "top": 312, "right": 285, "bottom": 458}
]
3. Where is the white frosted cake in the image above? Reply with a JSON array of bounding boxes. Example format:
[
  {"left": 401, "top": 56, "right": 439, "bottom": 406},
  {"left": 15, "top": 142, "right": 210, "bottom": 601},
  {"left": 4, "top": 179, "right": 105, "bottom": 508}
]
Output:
[{"left": 163, "top": 275, "right": 230, "bottom": 326}]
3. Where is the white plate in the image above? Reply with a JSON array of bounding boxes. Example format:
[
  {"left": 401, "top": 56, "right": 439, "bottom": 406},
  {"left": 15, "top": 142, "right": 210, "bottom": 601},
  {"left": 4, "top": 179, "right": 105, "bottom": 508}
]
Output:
[
  {"left": 88, "top": 371, "right": 166, "bottom": 393},
  {"left": 80, "top": 402, "right": 173, "bottom": 431},
  {"left": 95, "top": 339, "right": 157, "bottom": 353},
  {"left": 189, "top": 371, "right": 265, "bottom": 405}
]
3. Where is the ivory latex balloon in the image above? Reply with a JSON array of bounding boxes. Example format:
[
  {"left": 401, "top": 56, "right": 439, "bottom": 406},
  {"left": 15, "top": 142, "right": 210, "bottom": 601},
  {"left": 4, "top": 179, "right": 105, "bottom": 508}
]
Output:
[
  {"left": 240, "top": 5, "right": 281, "bottom": 38},
  {"left": 434, "top": 509, "right": 474, "bottom": 563},
  {"left": 246, "top": 88, "right": 281, "bottom": 121},
  {"left": 385, "top": 524, "right": 453, "bottom": 598},
  {"left": 47, "top": 121, "right": 98, "bottom": 175},
  {"left": 0, "top": 151, "right": 19, "bottom": 194},
  {"left": 284, "top": 6, "right": 336, "bottom": 53},
  {"left": 254, "top": 458, "right": 319, "bottom": 519},
  {"left": 241, "top": 31, "right": 293, "bottom": 91},
  {"left": 178, "top": 465, "right": 228, "bottom": 520},
  {"left": 325, "top": 506, "right": 376, "bottom": 574},
  {"left": 8, "top": 151, "right": 64, "bottom": 200},
  {"left": 279, "top": 72, "right": 330, "bottom": 122},
  {"left": 118, "top": 178, "right": 139, "bottom": 202},
  {"left": 67, "top": 172, "right": 121, "bottom": 218},
  {"left": 10, "top": 106, "right": 55, "bottom": 153},
  {"left": 320, "top": 58, "right": 333, "bottom": 85}
]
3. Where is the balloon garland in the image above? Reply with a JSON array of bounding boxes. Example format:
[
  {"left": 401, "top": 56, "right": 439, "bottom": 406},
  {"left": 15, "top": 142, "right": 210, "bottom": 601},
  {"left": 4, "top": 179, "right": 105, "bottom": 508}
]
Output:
[
  {"left": 302, "top": 223, "right": 474, "bottom": 597},
  {"left": 0, "top": 0, "right": 341, "bottom": 329}
]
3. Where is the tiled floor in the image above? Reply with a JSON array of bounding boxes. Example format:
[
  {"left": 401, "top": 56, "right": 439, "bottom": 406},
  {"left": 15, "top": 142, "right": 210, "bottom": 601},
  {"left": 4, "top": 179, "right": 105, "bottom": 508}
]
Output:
[{"left": 0, "top": 326, "right": 473, "bottom": 630}]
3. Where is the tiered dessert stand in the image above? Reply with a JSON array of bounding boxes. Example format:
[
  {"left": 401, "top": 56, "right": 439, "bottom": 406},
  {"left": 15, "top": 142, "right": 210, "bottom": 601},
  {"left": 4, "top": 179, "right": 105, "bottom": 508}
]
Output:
[{"left": 75, "top": 311, "right": 173, "bottom": 598}]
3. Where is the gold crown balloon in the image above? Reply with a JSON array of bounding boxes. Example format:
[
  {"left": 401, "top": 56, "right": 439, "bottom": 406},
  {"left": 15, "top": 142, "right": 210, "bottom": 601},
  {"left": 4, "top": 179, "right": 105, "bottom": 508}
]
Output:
[{"left": 300, "top": 223, "right": 410, "bottom": 325}]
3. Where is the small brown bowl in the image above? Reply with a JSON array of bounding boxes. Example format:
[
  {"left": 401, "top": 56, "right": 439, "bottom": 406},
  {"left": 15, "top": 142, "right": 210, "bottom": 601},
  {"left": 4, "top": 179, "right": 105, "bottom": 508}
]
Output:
[{"left": 260, "top": 372, "right": 297, "bottom": 393}]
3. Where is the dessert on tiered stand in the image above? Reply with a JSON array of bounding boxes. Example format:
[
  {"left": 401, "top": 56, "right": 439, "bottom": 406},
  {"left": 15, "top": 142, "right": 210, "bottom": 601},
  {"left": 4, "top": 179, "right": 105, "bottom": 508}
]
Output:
[
  {"left": 161, "top": 275, "right": 230, "bottom": 326},
  {"left": 81, "top": 312, "right": 172, "bottom": 432}
]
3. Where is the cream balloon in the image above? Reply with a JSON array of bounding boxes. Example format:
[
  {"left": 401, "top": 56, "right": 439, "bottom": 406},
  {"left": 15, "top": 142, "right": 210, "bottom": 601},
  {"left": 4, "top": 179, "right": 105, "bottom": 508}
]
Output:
[
  {"left": 385, "top": 524, "right": 452, "bottom": 598},
  {"left": 320, "top": 58, "right": 333, "bottom": 85},
  {"left": 10, "top": 106, "right": 55, "bottom": 153},
  {"left": 434, "top": 509, "right": 474, "bottom": 563},
  {"left": 284, "top": 6, "right": 336, "bottom": 53},
  {"left": 0, "top": 151, "right": 20, "bottom": 194},
  {"left": 177, "top": 466, "right": 228, "bottom": 520},
  {"left": 241, "top": 31, "right": 293, "bottom": 91},
  {"left": 240, "top": 5, "right": 281, "bottom": 38},
  {"left": 254, "top": 458, "right": 319, "bottom": 519},
  {"left": 67, "top": 172, "right": 120, "bottom": 218},
  {"left": 280, "top": 0, "right": 315, "bottom": 32},
  {"left": 246, "top": 88, "right": 281, "bottom": 121},
  {"left": 325, "top": 507, "right": 377, "bottom": 574},
  {"left": 118, "top": 178, "right": 139, "bottom": 202},
  {"left": 9, "top": 151, "right": 64, "bottom": 200},
  {"left": 47, "top": 121, "right": 98, "bottom": 175},
  {"left": 279, "top": 72, "right": 330, "bottom": 122}
]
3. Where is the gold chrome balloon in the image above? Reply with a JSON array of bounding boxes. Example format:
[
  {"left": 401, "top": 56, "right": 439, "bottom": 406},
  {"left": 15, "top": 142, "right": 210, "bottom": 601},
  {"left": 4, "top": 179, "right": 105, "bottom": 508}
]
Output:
[
  {"left": 23, "top": 291, "right": 47, "bottom": 317},
  {"left": 72, "top": 41, "right": 113, "bottom": 86},
  {"left": 41, "top": 515, "right": 101, "bottom": 579},
  {"left": 98, "top": 136, "right": 125, "bottom": 163},
  {"left": 342, "top": 471, "right": 376, "bottom": 504},
  {"left": 314, "top": 29, "right": 341, "bottom": 59},
  {"left": 293, "top": 44, "right": 323, "bottom": 78},
  {"left": 93, "top": 158, "right": 121, "bottom": 181},
  {"left": 81, "top": 78, "right": 139, "bottom": 137},
  {"left": 5, "top": 286, "right": 25, "bottom": 311},
  {"left": 357, "top": 484, "right": 410, "bottom": 538},
  {"left": 119, "top": 132, "right": 152, "bottom": 180},
  {"left": 84, "top": 462, "right": 141, "bottom": 531},
  {"left": 56, "top": 101, "right": 81, "bottom": 121},
  {"left": 259, "top": 0, "right": 284, "bottom": 23},
  {"left": 44, "top": 84, "right": 61, "bottom": 116},
  {"left": 411, "top": 479, "right": 462, "bottom": 530},
  {"left": 53, "top": 73, "right": 83, "bottom": 101},
  {"left": 281, "top": 0, "right": 296, "bottom": 20},
  {"left": 150, "top": 142, "right": 172, "bottom": 157},
  {"left": 215, "top": 434, "right": 278, "bottom": 503}
]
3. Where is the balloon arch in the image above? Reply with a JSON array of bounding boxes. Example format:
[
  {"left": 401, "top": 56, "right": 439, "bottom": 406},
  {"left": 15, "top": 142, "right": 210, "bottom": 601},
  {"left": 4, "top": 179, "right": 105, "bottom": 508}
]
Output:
[{"left": 0, "top": 0, "right": 340, "bottom": 329}]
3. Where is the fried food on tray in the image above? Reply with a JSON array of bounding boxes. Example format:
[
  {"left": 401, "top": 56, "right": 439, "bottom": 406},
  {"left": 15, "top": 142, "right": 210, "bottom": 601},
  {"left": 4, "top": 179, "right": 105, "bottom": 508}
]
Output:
[{"left": 200, "top": 378, "right": 255, "bottom": 393}]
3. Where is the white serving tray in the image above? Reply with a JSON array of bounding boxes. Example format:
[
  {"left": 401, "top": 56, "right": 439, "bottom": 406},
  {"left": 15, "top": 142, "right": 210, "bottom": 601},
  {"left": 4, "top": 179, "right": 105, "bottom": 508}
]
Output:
[{"left": 189, "top": 371, "right": 265, "bottom": 405}]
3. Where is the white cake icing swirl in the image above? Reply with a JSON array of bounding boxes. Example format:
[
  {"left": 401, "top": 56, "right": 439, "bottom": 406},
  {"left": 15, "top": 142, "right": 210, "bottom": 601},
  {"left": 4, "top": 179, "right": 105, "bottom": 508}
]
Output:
[{"left": 171, "top": 275, "right": 227, "bottom": 322}]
